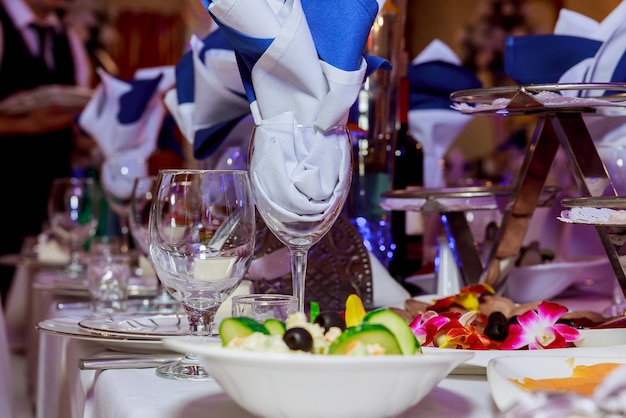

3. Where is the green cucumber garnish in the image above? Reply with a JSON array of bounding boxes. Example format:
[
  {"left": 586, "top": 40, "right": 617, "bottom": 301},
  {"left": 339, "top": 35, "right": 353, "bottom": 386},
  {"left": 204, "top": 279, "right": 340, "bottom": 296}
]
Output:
[
  {"left": 363, "top": 308, "right": 420, "bottom": 355},
  {"left": 328, "top": 323, "right": 402, "bottom": 355},
  {"left": 219, "top": 317, "right": 269, "bottom": 346},
  {"left": 263, "top": 318, "right": 287, "bottom": 336}
]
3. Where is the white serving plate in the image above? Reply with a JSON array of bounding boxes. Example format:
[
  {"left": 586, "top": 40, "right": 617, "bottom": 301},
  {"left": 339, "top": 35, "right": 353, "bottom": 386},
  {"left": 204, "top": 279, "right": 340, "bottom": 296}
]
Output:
[
  {"left": 487, "top": 355, "right": 626, "bottom": 411},
  {"left": 424, "top": 344, "right": 626, "bottom": 370}
]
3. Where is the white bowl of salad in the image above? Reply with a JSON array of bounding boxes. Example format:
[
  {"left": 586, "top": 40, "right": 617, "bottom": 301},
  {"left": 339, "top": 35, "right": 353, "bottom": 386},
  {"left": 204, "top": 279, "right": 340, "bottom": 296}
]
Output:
[{"left": 163, "top": 304, "right": 473, "bottom": 418}]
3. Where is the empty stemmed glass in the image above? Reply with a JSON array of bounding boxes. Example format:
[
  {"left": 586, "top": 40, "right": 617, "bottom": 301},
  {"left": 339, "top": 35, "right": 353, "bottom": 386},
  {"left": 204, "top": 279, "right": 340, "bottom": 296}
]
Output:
[
  {"left": 47, "top": 177, "right": 100, "bottom": 278},
  {"left": 129, "top": 176, "right": 180, "bottom": 313},
  {"left": 100, "top": 157, "right": 148, "bottom": 254},
  {"left": 248, "top": 124, "right": 352, "bottom": 311},
  {"left": 149, "top": 169, "right": 256, "bottom": 380}
]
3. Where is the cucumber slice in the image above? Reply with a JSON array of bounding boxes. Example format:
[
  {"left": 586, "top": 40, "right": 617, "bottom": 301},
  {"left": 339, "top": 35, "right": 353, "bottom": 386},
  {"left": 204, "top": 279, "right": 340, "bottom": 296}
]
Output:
[
  {"left": 263, "top": 319, "right": 286, "bottom": 336},
  {"left": 328, "top": 323, "right": 402, "bottom": 355},
  {"left": 363, "top": 308, "right": 420, "bottom": 355},
  {"left": 219, "top": 317, "right": 269, "bottom": 346}
]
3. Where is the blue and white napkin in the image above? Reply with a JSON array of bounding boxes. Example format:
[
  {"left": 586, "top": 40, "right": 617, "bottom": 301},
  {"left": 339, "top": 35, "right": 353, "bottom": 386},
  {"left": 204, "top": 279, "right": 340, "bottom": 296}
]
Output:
[
  {"left": 79, "top": 67, "right": 175, "bottom": 199},
  {"left": 202, "top": 0, "right": 390, "bottom": 223},
  {"left": 163, "top": 27, "right": 251, "bottom": 161},
  {"left": 408, "top": 39, "right": 482, "bottom": 188}
]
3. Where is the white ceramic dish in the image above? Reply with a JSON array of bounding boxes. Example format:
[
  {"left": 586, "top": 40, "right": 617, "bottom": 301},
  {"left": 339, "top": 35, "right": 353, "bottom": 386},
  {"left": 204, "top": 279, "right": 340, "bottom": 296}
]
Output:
[
  {"left": 487, "top": 355, "right": 626, "bottom": 411},
  {"left": 163, "top": 337, "right": 474, "bottom": 418},
  {"left": 503, "top": 256, "right": 612, "bottom": 303},
  {"left": 36, "top": 316, "right": 201, "bottom": 354},
  {"left": 78, "top": 314, "right": 189, "bottom": 338}
]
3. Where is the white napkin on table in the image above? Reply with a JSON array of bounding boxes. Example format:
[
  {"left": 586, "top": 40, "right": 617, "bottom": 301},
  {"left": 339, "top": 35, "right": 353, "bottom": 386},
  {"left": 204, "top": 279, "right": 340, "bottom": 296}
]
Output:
[
  {"left": 78, "top": 66, "right": 175, "bottom": 199},
  {"left": 408, "top": 39, "right": 481, "bottom": 188},
  {"left": 204, "top": 0, "right": 389, "bottom": 223}
]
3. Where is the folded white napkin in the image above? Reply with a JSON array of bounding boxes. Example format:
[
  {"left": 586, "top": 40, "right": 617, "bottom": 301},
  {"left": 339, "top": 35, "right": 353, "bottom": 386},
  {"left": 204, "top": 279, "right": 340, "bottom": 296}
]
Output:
[
  {"left": 78, "top": 67, "right": 175, "bottom": 199},
  {"left": 556, "top": 1, "right": 626, "bottom": 90},
  {"left": 204, "top": 0, "right": 387, "bottom": 223},
  {"left": 408, "top": 39, "right": 481, "bottom": 188}
]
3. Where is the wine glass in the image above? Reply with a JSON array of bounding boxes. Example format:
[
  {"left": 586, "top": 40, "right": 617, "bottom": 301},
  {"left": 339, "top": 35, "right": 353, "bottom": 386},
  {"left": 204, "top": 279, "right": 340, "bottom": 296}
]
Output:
[
  {"left": 248, "top": 124, "right": 352, "bottom": 311},
  {"left": 47, "top": 177, "right": 100, "bottom": 278},
  {"left": 148, "top": 169, "right": 256, "bottom": 380},
  {"left": 100, "top": 156, "right": 148, "bottom": 253},
  {"left": 129, "top": 176, "right": 180, "bottom": 313}
]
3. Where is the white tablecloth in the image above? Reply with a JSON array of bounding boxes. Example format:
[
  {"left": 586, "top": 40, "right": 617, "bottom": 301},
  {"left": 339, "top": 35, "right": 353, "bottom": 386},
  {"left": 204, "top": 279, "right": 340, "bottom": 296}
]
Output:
[{"left": 16, "top": 256, "right": 615, "bottom": 418}]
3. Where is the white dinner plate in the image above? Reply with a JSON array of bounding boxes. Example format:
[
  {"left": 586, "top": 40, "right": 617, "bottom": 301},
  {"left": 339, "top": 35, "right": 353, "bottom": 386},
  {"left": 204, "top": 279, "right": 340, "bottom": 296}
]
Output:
[
  {"left": 36, "top": 316, "right": 187, "bottom": 353},
  {"left": 487, "top": 355, "right": 626, "bottom": 411},
  {"left": 78, "top": 314, "right": 190, "bottom": 338}
]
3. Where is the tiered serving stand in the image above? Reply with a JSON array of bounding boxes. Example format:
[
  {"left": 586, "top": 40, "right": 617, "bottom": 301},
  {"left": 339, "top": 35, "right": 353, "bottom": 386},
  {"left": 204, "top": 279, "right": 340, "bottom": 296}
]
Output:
[
  {"left": 387, "top": 83, "right": 626, "bottom": 296},
  {"left": 454, "top": 83, "right": 626, "bottom": 294}
]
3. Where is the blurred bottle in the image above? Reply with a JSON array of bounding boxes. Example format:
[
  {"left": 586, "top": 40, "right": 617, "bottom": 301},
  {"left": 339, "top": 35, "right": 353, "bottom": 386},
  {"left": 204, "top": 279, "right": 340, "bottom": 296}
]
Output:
[
  {"left": 389, "top": 77, "right": 424, "bottom": 281},
  {"left": 344, "top": 0, "right": 407, "bottom": 268}
]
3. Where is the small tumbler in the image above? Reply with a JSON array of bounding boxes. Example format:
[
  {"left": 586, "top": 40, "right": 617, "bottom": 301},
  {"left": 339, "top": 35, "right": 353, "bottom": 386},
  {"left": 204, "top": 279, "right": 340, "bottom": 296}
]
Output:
[
  {"left": 231, "top": 294, "right": 298, "bottom": 321},
  {"left": 87, "top": 254, "right": 131, "bottom": 315}
]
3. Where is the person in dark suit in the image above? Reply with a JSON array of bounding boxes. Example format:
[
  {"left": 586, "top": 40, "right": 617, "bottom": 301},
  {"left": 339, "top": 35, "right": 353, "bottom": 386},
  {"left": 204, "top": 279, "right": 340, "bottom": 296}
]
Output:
[{"left": 0, "top": 0, "right": 91, "bottom": 304}]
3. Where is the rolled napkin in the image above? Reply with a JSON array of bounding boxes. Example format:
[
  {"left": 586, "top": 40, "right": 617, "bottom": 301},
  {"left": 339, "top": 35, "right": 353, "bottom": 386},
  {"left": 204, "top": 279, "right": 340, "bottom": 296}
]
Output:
[
  {"left": 407, "top": 39, "right": 482, "bottom": 188},
  {"left": 78, "top": 67, "right": 175, "bottom": 199},
  {"left": 203, "top": 0, "right": 390, "bottom": 223},
  {"left": 163, "top": 28, "right": 251, "bottom": 160}
]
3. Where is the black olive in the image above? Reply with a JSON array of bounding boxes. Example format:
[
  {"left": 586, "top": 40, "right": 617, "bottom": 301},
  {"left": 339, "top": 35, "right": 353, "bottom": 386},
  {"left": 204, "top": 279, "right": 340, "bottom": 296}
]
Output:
[
  {"left": 283, "top": 327, "right": 314, "bottom": 352},
  {"left": 484, "top": 311, "right": 509, "bottom": 341},
  {"left": 488, "top": 311, "right": 508, "bottom": 325},
  {"left": 314, "top": 311, "right": 346, "bottom": 332},
  {"left": 508, "top": 315, "right": 519, "bottom": 325},
  {"left": 484, "top": 321, "right": 509, "bottom": 341}
]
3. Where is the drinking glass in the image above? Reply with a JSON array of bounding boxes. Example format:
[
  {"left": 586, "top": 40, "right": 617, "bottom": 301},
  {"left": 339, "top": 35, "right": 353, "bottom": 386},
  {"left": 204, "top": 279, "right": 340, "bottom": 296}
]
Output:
[
  {"left": 100, "top": 157, "right": 148, "bottom": 253},
  {"left": 129, "top": 176, "right": 179, "bottom": 313},
  {"left": 47, "top": 177, "right": 100, "bottom": 278},
  {"left": 149, "top": 169, "right": 256, "bottom": 380},
  {"left": 248, "top": 124, "right": 352, "bottom": 311}
]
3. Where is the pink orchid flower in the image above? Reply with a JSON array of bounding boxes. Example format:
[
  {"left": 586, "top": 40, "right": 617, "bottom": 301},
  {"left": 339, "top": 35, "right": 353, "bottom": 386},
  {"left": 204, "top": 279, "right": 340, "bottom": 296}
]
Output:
[
  {"left": 500, "top": 301, "right": 581, "bottom": 350},
  {"left": 409, "top": 311, "right": 450, "bottom": 346}
]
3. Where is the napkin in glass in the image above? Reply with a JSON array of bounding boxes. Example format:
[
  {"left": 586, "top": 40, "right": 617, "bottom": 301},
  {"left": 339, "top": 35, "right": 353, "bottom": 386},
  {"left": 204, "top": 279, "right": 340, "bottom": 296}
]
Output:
[
  {"left": 407, "top": 39, "right": 482, "bottom": 188},
  {"left": 78, "top": 67, "right": 175, "bottom": 199},
  {"left": 202, "top": 0, "right": 390, "bottom": 223}
]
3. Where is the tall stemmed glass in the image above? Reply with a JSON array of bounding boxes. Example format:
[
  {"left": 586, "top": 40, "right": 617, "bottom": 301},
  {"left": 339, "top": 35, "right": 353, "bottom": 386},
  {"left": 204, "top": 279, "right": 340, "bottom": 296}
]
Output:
[
  {"left": 100, "top": 157, "right": 148, "bottom": 254},
  {"left": 129, "top": 176, "right": 180, "bottom": 313},
  {"left": 47, "top": 177, "right": 100, "bottom": 278},
  {"left": 149, "top": 169, "right": 255, "bottom": 380},
  {"left": 248, "top": 124, "right": 352, "bottom": 311}
]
